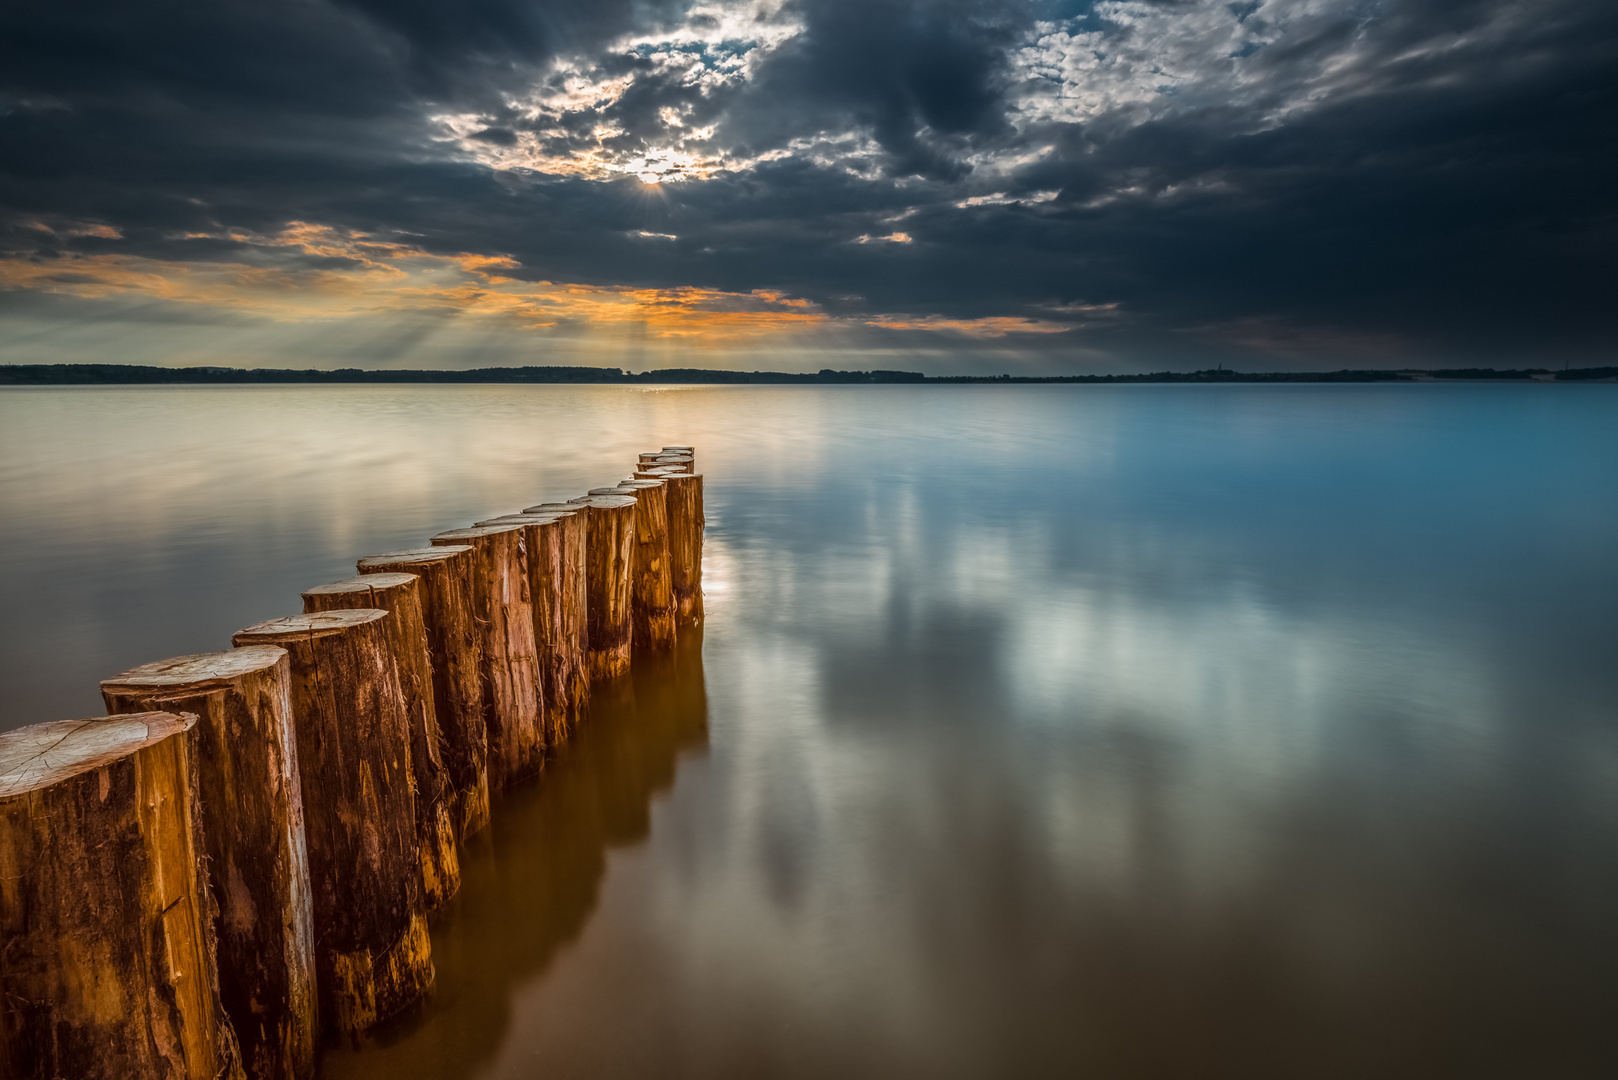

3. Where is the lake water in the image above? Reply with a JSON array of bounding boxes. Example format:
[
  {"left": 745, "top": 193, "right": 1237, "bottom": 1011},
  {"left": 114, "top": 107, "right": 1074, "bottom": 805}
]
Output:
[{"left": 2, "top": 384, "right": 1615, "bottom": 1078}]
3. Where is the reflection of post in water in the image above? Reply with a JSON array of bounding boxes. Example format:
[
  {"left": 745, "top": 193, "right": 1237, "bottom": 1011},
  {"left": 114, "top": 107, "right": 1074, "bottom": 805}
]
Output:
[{"left": 320, "top": 627, "right": 709, "bottom": 1079}]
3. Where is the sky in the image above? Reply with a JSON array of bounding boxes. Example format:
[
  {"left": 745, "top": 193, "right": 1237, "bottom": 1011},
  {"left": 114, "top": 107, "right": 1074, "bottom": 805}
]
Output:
[{"left": 1, "top": 0, "right": 1613, "bottom": 374}]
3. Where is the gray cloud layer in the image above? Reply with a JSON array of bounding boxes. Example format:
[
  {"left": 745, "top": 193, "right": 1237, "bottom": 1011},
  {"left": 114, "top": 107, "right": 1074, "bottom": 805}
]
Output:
[{"left": 1, "top": 0, "right": 1614, "bottom": 370}]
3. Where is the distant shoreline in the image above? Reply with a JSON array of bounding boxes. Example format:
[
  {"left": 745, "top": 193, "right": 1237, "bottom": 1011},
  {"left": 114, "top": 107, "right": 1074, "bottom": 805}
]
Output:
[{"left": 1, "top": 363, "right": 1614, "bottom": 386}]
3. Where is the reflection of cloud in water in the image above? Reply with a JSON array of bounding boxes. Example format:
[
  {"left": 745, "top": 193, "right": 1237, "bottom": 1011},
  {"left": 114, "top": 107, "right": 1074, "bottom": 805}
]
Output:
[
  {"left": 5, "top": 385, "right": 1615, "bottom": 1077},
  {"left": 496, "top": 469, "right": 1615, "bottom": 1077}
]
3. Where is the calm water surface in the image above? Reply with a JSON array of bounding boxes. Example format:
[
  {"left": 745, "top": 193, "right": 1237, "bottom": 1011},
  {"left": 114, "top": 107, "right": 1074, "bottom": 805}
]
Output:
[{"left": 2, "top": 384, "right": 1616, "bottom": 1078}]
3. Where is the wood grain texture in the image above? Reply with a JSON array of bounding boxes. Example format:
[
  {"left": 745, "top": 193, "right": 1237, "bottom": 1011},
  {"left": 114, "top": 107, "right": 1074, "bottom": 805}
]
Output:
[
  {"left": 231, "top": 611, "right": 431, "bottom": 1034},
  {"left": 615, "top": 479, "right": 677, "bottom": 652},
  {"left": 659, "top": 472, "right": 706, "bottom": 624},
  {"left": 522, "top": 505, "right": 591, "bottom": 731},
  {"left": 567, "top": 494, "right": 638, "bottom": 682},
  {"left": 476, "top": 512, "right": 584, "bottom": 750},
  {"left": 661, "top": 446, "right": 695, "bottom": 473},
  {"left": 638, "top": 452, "right": 693, "bottom": 474},
  {"left": 101, "top": 649, "right": 316, "bottom": 1080},
  {"left": 0, "top": 712, "right": 245, "bottom": 1080},
  {"left": 356, "top": 547, "right": 489, "bottom": 840},
  {"left": 302, "top": 575, "right": 460, "bottom": 912},
  {"left": 430, "top": 525, "right": 545, "bottom": 786}
]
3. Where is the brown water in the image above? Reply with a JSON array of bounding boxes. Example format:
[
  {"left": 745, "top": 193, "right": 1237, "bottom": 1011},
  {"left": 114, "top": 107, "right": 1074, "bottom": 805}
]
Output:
[{"left": 1, "top": 384, "right": 1615, "bottom": 1078}]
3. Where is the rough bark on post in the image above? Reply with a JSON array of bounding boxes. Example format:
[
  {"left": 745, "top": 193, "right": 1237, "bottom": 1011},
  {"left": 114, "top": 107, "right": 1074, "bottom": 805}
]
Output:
[
  {"left": 231, "top": 610, "right": 431, "bottom": 1035},
  {"left": 523, "top": 504, "right": 591, "bottom": 726},
  {"left": 100, "top": 649, "right": 316, "bottom": 1080},
  {"left": 0, "top": 712, "right": 245, "bottom": 1080},
  {"left": 302, "top": 575, "right": 460, "bottom": 912},
  {"left": 566, "top": 493, "right": 638, "bottom": 681},
  {"left": 614, "top": 479, "right": 677, "bottom": 652},
  {"left": 356, "top": 546, "right": 488, "bottom": 840},
  {"left": 430, "top": 524, "right": 545, "bottom": 786},
  {"left": 655, "top": 471, "right": 705, "bottom": 623},
  {"left": 477, "top": 512, "right": 580, "bottom": 750}
]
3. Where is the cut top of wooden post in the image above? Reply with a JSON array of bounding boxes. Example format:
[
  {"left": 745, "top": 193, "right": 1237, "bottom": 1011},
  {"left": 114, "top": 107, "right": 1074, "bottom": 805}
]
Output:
[
  {"left": 357, "top": 546, "right": 472, "bottom": 571},
  {"left": 234, "top": 608, "right": 389, "bottom": 643},
  {"left": 662, "top": 445, "right": 694, "bottom": 453},
  {"left": 432, "top": 523, "right": 523, "bottom": 542},
  {"left": 302, "top": 572, "right": 418, "bottom": 600},
  {"left": 0, "top": 712, "right": 197, "bottom": 796},
  {"left": 522, "top": 503, "right": 579, "bottom": 515},
  {"left": 99, "top": 645, "right": 288, "bottom": 696},
  {"left": 569, "top": 493, "right": 639, "bottom": 509},
  {"left": 475, "top": 514, "right": 564, "bottom": 527}
]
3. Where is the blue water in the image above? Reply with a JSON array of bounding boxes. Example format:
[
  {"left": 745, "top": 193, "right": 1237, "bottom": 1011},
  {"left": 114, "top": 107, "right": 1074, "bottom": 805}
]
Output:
[{"left": 2, "top": 383, "right": 1615, "bottom": 1077}]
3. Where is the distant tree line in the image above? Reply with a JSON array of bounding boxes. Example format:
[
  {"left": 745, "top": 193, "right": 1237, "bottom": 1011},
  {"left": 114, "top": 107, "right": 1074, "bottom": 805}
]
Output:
[{"left": 0, "top": 364, "right": 1613, "bottom": 385}]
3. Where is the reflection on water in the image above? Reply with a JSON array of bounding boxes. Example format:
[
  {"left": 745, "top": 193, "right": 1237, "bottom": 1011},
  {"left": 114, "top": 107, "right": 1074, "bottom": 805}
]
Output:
[{"left": 2, "top": 384, "right": 1616, "bottom": 1077}]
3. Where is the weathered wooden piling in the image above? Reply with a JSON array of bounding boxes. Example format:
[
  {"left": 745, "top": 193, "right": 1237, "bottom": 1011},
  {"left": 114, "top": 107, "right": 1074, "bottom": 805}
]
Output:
[
  {"left": 356, "top": 546, "right": 489, "bottom": 840},
  {"left": 566, "top": 492, "right": 638, "bottom": 680},
  {"left": 647, "top": 470, "right": 705, "bottom": 623},
  {"left": 302, "top": 575, "right": 459, "bottom": 912},
  {"left": 614, "top": 478, "right": 678, "bottom": 651},
  {"left": 522, "top": 504, "right": 591, "bottom": 726},
  {"left": 639, "top": 452, "right": 693, "bottom": 474},
  {"left": 430, "top": 524, "right": 545, "bottom": 785},
  {"left": 0, "top": 712, "right": 245, "bottom": 1080},
  {"left": 100, "top": 649, "right": 316, "bottom": 1080},
  {"left": 232, "top": 610, "right": 431, "bottom": 1035},
  {"left": 662, "top": 445, "right": 696, "bottom": 471},
  {"left": 476, "top": 511, "right": 584, "bottom": 749}
]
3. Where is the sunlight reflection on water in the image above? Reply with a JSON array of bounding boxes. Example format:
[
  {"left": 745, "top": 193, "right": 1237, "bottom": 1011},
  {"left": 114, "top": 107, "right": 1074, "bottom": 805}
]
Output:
[{"left": 2, "top": 383, "right": 1615, "bottom": 1078}]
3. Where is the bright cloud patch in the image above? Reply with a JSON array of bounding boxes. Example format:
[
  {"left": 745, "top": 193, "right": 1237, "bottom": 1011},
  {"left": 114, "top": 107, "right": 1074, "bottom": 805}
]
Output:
[{"left": 434, "top": 0, "right": 803, "bottom": 182}]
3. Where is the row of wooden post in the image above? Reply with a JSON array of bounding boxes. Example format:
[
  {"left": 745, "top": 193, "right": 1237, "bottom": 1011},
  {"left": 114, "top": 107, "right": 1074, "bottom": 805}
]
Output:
[{"left": 0, "top": 448, "right": 703, "bottom": 1080}]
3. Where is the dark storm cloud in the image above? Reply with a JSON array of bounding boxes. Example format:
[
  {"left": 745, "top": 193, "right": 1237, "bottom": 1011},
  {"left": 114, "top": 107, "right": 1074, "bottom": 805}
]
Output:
[{"left": 1, "top": 0, "right": 1614, "bottom": 369}]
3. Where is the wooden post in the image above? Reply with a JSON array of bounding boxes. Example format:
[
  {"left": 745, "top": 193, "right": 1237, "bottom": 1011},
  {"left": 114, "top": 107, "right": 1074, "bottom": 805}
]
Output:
[
  {"left": 0, "top": 712, "right": 245, "bottom": 1080},
  {"left": 430, "top": 524, "right": 545, "bottom": 786},
  {"left": 356, "top": 547, "right": 489, "bottom": 840},
  {"left": 567, "top": 493, "right": 638, "bottom": 681},
  {"left": 639, "top": 453, "right": 692, "bottom": 474},
  {"left": 231, "top": 611, "right": 431, "bottom": 1036},
  {"left": 476, "top": 512, "right": 582, "bottom": 750},
  {"left": 651, "top": 471, "right": 705, "bottom": 624},
  {"left": 100, "top": 649, "right": 316, "bottom": 1080},
  {"left": 522, "top": 503, "right": 591, "bottom": 727},
  {"left": 472, "top": 514, "right": 559, "bottom": 750},
  {"left": 614, "top": 479, "right": 677, "bottom": 651},
  {"left": 302, "top": 575, "right": 460, "bottom": 913},
  {"left": 662, "top": 445, "right": 695, "bottom": 472}
]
